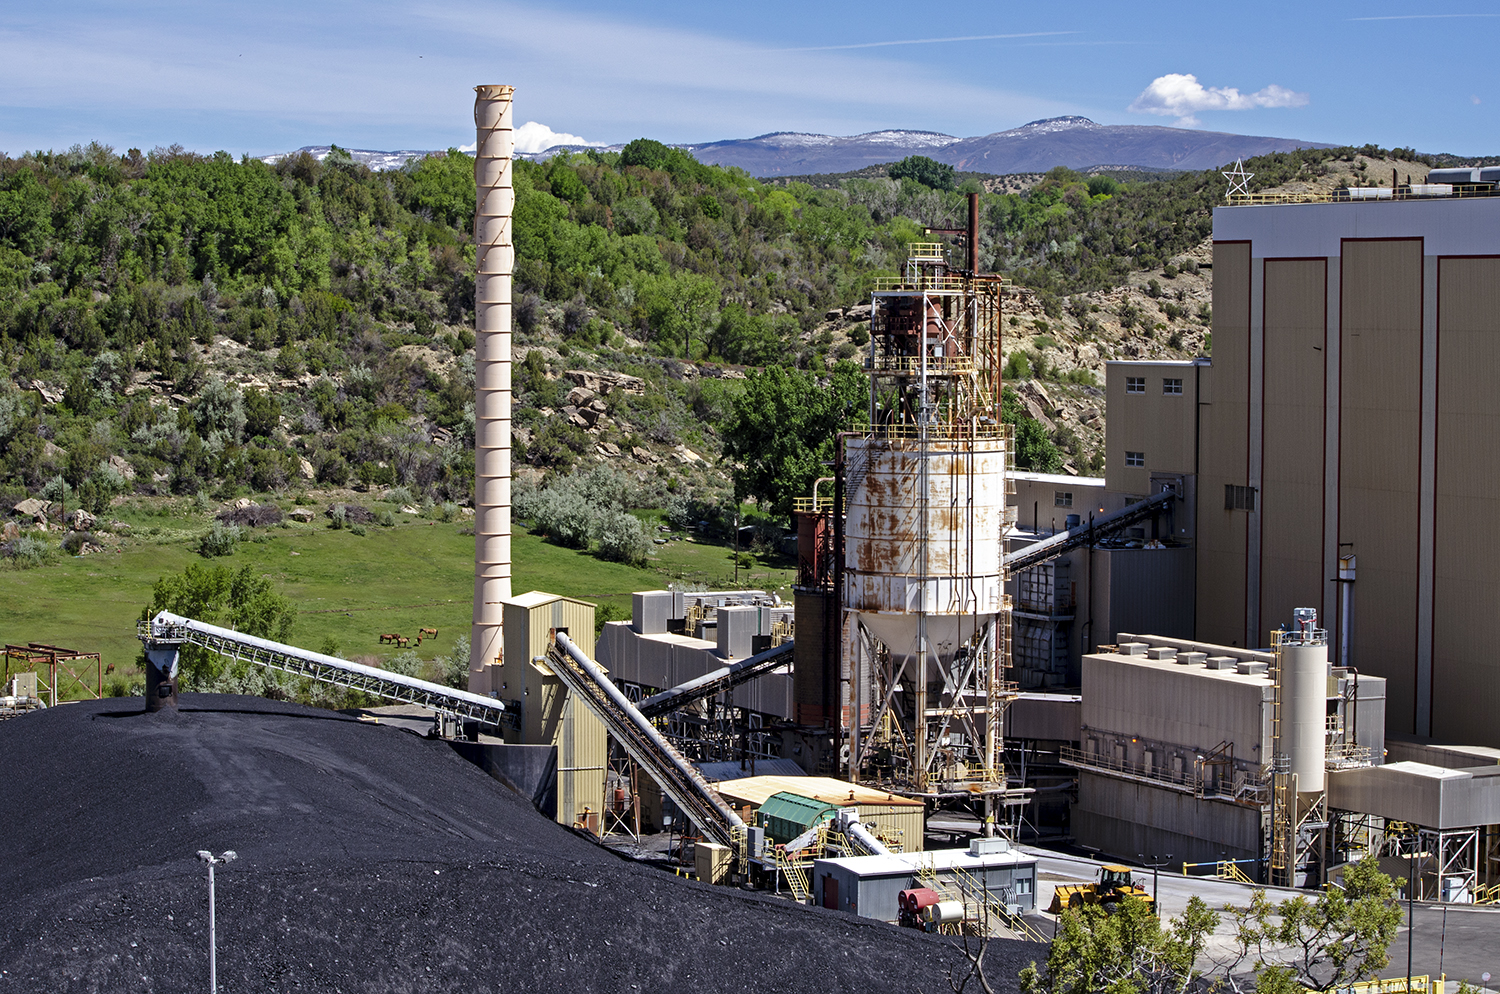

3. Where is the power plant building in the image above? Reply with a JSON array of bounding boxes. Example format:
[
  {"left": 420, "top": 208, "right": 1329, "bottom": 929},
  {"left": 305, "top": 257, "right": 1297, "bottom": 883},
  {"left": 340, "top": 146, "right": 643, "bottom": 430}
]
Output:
[{"left": 1102, "top": 195, "right": 1500, "bottom": 747}]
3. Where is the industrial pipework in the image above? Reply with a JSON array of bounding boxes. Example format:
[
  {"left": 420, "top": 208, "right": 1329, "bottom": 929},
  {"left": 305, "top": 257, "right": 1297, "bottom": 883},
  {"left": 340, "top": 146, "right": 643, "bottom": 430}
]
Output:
[{"left": 470, "top": 84, "right": 515, "bottom": 683}]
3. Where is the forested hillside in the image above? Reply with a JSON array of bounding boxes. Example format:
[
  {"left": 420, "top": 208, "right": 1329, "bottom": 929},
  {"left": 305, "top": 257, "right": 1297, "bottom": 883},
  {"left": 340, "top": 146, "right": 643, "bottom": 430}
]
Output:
[{"left": 0, "top": 137, "right": 1433, "bottom": 541}]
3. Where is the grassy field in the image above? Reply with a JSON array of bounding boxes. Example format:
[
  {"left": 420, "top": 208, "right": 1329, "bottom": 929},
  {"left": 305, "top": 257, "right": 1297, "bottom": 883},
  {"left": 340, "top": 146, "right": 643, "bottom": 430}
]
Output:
[{"left": 2, "top": 497, "right": 794, "bottom": 699}]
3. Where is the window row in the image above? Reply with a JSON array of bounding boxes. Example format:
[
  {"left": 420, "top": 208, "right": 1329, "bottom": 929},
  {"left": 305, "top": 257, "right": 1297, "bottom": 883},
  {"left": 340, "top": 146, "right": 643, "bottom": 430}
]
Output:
[{"left": 1125, "top": 376, "right": 1183, "bottom": 395}]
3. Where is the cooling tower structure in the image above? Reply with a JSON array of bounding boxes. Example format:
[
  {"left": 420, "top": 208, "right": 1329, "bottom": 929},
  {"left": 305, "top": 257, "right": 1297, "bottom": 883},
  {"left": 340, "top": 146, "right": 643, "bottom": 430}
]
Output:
[
  {"left": 469, "top": 85, "right": 515, "bottom": 684},
  {"left": 845, "top": 229, "right": 1018, "bottom": 823},
  {"left": 1269, "top": 608, "right": 1330, "bottom": 888}
]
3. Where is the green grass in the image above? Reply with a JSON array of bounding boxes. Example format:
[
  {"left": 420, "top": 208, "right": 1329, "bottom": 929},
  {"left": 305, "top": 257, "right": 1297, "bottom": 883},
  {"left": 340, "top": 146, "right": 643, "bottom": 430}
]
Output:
[{"left": 1, "top": 501, "right": 795, "bottom": 699}]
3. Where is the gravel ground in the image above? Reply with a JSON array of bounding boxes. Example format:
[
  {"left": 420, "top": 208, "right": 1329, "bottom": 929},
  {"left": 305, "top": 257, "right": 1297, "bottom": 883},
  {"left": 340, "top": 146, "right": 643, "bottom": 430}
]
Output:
[{"left": 0, "top": 696, "right": 1043, "bottom": 993}]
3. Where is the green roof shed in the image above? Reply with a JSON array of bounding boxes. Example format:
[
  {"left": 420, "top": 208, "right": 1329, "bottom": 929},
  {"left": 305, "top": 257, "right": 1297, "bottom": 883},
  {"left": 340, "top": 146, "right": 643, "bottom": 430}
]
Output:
[{"left": 757, "top": 790, "right": 839, "bottom": 845}]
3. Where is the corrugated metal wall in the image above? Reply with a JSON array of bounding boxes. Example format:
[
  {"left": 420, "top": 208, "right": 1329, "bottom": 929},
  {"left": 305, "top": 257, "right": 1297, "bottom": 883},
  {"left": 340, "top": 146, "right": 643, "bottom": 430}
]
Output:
[
  {"left": 1434, "top": 257, "right": 1500, "bottom": 743},
  {"left": 1260, "top": 259, "right": 1327, "bottom": 636},
  {"left": 1082, "top": 654, "right": 1268, "bottom": 756},
  {"left": 501, "top": 595, "right": 605, "bottom": 831},
  {"left": 1198, "top": 242, "right": 1251, "bottom": 645},
  {"left": 1340, "top": 240, "right": 1422, "bottom": 732}
]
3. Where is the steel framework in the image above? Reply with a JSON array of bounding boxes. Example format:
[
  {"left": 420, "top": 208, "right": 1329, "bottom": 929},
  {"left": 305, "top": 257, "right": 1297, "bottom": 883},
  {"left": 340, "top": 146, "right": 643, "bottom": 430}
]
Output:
[{"left": 846, "top": 224, "right": 1020, "bottom": 823}]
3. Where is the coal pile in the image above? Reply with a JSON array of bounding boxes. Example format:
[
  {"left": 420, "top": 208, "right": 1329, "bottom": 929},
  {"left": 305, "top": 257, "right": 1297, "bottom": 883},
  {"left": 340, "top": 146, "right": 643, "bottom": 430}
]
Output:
[{"left": 0, "top": 697, "right": 1041, "bottom": 992}]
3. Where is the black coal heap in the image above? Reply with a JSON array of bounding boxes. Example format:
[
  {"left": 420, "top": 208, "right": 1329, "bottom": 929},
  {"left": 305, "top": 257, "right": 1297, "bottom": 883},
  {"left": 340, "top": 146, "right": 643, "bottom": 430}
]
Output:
[{"left": 0, "top": 695, "right": 1038, "bottom": 992}]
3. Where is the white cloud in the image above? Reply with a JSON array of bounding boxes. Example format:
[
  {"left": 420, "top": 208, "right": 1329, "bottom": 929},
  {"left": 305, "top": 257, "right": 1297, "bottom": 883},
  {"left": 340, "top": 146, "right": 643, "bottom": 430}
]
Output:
[
  {"left": 512, "top": 121, "right": 601, "bottom": 154},
  {"left": 1128, "top": 73, "right": 1309, "bottom": 127}
]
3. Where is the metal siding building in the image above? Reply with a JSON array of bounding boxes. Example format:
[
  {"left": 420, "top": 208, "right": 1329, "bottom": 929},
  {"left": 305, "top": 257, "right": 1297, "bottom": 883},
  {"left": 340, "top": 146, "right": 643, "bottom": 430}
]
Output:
[
  {"left": 1122, "top": 196, "right": 1500, "bottom": 746},
  {"left": 499, "top": 592, "right": 606, "bottom": 833}
]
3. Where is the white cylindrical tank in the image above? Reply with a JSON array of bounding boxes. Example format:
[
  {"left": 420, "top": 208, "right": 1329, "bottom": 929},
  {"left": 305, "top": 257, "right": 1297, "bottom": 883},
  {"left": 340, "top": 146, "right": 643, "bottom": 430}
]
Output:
[
  {"left": 470, "top": 84, "right": 515, "bottom": 688},
  {"left": 924, "top": 900, "right": 965, "bottom": 925},
  {"left": 1281, "top": 642, "right": 1327, "bottom": 793},
  {"left": 843, "top": 435, "right": 1007, "bottom": 662}
]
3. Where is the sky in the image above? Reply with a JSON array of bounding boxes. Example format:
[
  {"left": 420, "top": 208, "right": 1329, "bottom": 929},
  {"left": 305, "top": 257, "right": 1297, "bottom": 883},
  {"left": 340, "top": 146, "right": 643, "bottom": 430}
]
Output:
[{"left": 0, "top": 1, "right": 1495, "bottom": 159}]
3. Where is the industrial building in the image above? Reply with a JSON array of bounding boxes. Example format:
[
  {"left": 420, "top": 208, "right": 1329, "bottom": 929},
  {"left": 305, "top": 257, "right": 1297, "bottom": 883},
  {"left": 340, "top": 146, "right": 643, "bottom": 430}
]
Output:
[
  {"left": 1042, "top": 182, "right": 1500, "bottom": 897},
  {"left": 1102, "top": 192, "right": 1500, "bottom": 748},
  {"left": 812, "top": 837, "right": 1037, "bottom": 922}
]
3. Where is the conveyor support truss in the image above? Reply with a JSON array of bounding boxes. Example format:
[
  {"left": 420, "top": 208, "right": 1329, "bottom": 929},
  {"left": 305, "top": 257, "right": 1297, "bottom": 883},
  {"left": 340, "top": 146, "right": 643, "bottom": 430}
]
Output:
[
  {"left": 138, "top": 611, "right": 510, "bottom": 729},
  {"left": 637, "top": 641, "right": 794, "bottom": 719},
  {"left": 547, "top": 632, "right": 746, "bottom": 847},
  {"left": 1003, "top": 489, "right": 1177, "bottom": 574}
]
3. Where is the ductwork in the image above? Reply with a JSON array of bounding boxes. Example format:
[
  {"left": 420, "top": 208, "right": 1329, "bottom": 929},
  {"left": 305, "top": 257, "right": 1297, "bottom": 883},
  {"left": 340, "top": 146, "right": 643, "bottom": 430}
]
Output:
[{"left": 469, "top": 84, "right": 515, "bottom": 688}]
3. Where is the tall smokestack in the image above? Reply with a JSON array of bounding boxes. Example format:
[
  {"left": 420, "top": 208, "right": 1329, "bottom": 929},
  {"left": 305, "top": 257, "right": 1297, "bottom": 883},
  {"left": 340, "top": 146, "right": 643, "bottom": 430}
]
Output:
[{"left": 470, "top": 85, "right": 514, "bottom": 689}]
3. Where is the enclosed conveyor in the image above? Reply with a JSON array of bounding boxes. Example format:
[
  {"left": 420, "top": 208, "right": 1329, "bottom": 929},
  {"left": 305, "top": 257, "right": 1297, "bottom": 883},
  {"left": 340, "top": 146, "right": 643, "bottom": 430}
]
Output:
[
  {"left": 1002, "top": 489, "right": 1178, "bottom": 574},
  {"left": 637, "top": 641, "right": 795, "bottom": 720},
  {"left": 138, "top": 612, "right": 509, "bottom": 729},
  {"left": 546, "top": 632, "right": 746, "bottom": 848}
]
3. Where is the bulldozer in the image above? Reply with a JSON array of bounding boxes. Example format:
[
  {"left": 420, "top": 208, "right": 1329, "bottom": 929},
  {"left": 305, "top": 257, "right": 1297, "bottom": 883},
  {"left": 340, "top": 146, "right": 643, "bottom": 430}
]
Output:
[{"left": 1047, "top": 864, "right": 1155, "bottom": 914}]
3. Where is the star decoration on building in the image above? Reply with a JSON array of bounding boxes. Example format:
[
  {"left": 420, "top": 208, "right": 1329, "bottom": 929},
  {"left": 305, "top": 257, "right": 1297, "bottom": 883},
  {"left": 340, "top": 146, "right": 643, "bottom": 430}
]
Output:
[{"left": 1222, "top": 159, "right": 1254, "bottom": 200}]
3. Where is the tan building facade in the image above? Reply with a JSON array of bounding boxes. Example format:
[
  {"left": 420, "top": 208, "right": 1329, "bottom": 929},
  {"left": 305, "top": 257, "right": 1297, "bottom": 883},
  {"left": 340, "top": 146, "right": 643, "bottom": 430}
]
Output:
[{"left": 1196, "top": 198, "right": 1500, "bottom": 744}]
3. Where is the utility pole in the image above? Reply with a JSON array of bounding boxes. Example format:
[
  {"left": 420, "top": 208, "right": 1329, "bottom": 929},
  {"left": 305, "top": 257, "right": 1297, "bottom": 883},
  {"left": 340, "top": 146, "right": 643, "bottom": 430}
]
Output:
[{"left": 197, "top": 850, "right": 238, "bottom": 994}]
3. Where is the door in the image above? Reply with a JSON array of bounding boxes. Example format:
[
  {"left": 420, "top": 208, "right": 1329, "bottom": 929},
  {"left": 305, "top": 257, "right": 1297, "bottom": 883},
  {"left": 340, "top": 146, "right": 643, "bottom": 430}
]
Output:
[{"left": 822, "top": 874, "right": 839, "bottom": 910}]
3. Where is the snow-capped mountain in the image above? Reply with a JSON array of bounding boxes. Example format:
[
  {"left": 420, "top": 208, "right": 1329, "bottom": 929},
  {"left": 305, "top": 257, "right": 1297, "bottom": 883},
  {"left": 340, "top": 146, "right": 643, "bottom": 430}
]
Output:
[
  {"left": 258, "top": 146, "right": 437, "bottom": 171},
  {"left": 259, "top": 118, "right": 1332, "bottom": 178}
]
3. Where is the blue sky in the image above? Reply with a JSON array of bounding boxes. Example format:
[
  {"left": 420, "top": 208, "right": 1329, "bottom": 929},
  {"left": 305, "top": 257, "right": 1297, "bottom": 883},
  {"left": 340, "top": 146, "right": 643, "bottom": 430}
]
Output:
[{"left": 1, "top": 0, "right": 1495, "bottom": 158}]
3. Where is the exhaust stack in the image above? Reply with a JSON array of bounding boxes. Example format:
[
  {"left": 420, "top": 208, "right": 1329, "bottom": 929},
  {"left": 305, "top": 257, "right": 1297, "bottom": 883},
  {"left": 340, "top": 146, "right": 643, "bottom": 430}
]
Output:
[{"left": 469, "top": 84, "right": 515, "bottom": 689}]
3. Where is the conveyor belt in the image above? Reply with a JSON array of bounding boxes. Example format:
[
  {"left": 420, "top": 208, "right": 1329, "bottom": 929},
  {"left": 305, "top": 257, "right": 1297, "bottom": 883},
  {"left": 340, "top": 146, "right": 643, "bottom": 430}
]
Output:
[
  {"left": 1003, "top": 489, "right": 1178, "bottom": 574},
  {"left": 637, "top": 641, "right": 794, "bottom": 720},
  {"left": 547, "top": 633, "right": 746, "bottom": 847},
  {"left": 138, "top": 612, "right": 510, "bottom": 729}
]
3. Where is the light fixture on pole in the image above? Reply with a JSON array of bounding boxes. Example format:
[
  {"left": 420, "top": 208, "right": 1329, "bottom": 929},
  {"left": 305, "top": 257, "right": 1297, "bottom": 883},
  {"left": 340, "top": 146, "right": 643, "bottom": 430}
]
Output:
[
  {"left": 197, "top": 849, "right": 237, "bottom": 994},
  {"left": 1138, "top": 853, "right": 1173, "bottom": 917}
]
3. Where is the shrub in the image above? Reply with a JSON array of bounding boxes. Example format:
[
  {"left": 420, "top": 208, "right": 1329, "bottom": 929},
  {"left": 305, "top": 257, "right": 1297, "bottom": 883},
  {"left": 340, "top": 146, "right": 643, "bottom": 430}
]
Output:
[
  {"left": 595, "top": 510, "right": 650, "bottom": 566},
  {"left": 440, "top": 635, "right": 471, "bottom": 690},
  {"left": 197, "top": 522, "right": 241, "bottom": 557},
  {"left": 385, "top": 650, "right": 423, "bottom": 678},
  {"left": 3, "top": 535, "right": 55, "bottom": 568},
  {"left": 60, "top": 531, "right": 99, "bottom": 555}
]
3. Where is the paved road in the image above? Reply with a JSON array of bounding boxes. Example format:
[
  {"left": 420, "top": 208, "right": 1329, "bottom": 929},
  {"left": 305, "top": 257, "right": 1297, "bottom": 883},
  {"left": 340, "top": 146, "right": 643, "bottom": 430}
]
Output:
[{"left": 1019, "top": 844, "right": 1500, "bottom": 987}]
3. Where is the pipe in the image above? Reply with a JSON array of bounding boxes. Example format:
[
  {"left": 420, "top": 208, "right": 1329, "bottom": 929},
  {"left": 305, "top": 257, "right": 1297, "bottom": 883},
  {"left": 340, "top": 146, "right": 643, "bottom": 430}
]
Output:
[
  {"left": 842, "top": 814, "right": 894, "bottom": 856},
  {"left": 470, "top": 84, "right": 515, "bottom": 688},
  {"left": 967, "top": 191, "right": 979, "bottom": 274}
]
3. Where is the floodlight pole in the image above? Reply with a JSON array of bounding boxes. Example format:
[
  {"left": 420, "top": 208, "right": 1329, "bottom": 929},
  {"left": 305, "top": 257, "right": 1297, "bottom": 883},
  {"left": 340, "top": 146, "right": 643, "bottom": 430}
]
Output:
[
  {"left": 197, "top": 849, "right": 237, "bottom": 994},
  {"left": 1138, "top": 853, "right": 1173, "bottom": 917}
]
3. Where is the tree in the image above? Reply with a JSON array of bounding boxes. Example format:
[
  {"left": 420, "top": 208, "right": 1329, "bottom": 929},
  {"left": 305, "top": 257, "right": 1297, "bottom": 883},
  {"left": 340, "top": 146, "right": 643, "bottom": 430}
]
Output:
[
  {"left": 141, "top": 563, "right": 296, "bottom": 686},
  {"left": 722, "top": 360, "right": 868, "bottom": 517},
  {"left": 1002, "top": 388, "right": 1063, "bottom": 472},
  {"left": 641, "top": 271, "right": 718, "bottom": 358},
  {"left": 1020, "top": 894, "right": 1218, "bottom": 994},
  {"left": 888, "top": 155, "right": 956, "bottom": 192},
  {"left": 1213, "top": 855, "right": 1404, "bottom": 992}
]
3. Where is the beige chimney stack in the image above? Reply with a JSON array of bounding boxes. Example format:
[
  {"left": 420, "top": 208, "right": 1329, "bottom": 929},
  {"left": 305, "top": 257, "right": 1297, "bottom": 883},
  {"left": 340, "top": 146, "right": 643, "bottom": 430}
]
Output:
[{"left": 469, "top": 84, "right": 515, "bottom": 690}]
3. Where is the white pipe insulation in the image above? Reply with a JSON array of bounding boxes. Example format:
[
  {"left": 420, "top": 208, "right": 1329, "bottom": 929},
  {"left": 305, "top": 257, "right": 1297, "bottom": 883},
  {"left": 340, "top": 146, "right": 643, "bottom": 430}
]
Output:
[{"left": 470, "top": 84, "right": 515, "bottom": 685}]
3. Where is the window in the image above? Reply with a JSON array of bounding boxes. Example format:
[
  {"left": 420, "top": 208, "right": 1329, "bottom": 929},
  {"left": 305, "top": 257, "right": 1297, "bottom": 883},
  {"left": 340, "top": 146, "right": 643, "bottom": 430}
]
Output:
[
  {"left": 1225, "top": 484, "right": 1258, "bottom": 511},
  {"left": 1163, "top": 378, "right": 1183, "bottom": 395},
  {"left": 1125, "top": 376, "right": 1145, "bottom": 394},
  {"left": 1055, "top": 491, "right": 1073, "bottom": 507},
  {"left": 1125, "top": 451, "right": 1145, "bottom": 468}
]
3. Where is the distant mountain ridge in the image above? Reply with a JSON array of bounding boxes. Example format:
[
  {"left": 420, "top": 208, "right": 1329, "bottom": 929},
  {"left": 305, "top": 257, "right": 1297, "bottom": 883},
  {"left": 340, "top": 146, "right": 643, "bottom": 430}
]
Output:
[
  {"left": 261, "top": 116, "right": 1334, "bottom": 177},
  {"left": 685, "top": 117, "right": 1334, "bottom": 176}
]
